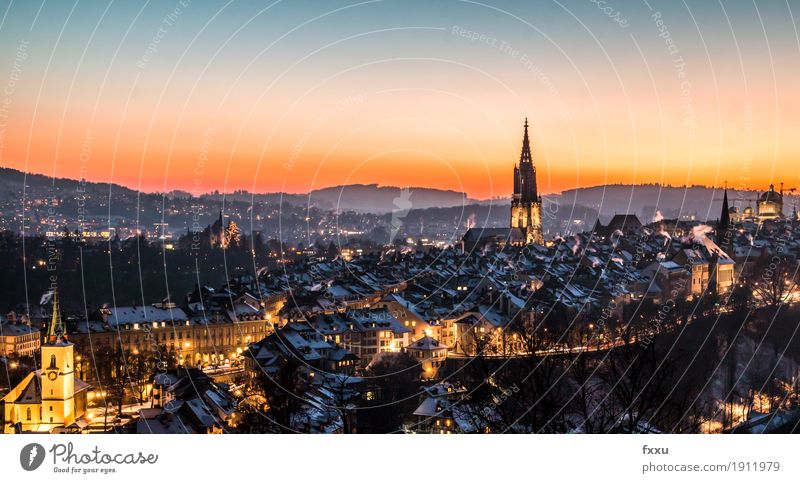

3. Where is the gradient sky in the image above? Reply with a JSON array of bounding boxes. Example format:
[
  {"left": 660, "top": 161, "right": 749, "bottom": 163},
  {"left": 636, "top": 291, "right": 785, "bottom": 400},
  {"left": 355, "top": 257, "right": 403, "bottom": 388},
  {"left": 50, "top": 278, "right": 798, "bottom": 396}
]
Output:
[{"left": 0, "top": 0, "right": 798, "bottom": 199}]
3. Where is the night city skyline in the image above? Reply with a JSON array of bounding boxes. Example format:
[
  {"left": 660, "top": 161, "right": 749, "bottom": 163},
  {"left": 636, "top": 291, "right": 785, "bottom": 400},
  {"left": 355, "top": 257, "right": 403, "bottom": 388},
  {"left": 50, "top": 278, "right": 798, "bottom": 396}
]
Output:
[{"left": 3, "top": 2, "right": 800, "bottom": 481}]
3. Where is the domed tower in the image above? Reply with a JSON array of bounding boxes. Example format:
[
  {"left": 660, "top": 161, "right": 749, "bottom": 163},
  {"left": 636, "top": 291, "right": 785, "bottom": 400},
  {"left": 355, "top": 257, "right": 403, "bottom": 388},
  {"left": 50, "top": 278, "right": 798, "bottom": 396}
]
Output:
[
  {"left": 510, "top": 119, "right": 543, "bottom": 244},
  {"left": 757, "top": 183, "right": 783, "bottom": 221}
]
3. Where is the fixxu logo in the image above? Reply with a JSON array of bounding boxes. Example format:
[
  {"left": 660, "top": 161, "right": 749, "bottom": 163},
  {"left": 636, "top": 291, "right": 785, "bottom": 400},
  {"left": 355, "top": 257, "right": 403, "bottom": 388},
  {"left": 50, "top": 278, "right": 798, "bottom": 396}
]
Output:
[{"left": 20, "top": 443, "right": 46, "bottom": 471}]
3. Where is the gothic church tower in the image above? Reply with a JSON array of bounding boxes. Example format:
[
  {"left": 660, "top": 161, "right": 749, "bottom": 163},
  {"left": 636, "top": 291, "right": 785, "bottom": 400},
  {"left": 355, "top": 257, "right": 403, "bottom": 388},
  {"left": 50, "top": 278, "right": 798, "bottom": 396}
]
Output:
[{"left": 511, "top": 118, "right": 543, "bottom": 244}]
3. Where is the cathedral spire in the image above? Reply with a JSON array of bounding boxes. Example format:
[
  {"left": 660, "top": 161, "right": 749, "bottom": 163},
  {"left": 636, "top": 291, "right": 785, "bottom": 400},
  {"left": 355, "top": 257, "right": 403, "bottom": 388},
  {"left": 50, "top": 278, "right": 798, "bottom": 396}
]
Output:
[
  {"left": 719, "top": 182, "right": 730, "bottom": 231},
  {"left": 47, "top": 289, "right": 67, "bottom": 344},
  {"left": 520, "top": 117, "right": 532, "bottom": 164},
  {"left": 510, "top": 117, "right": 543, "bottom": 245}
]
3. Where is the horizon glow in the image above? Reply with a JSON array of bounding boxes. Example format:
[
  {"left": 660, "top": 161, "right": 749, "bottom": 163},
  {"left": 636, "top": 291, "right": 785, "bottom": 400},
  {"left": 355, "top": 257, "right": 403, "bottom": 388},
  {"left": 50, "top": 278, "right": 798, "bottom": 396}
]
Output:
[{"left": 0, "top": 0, "right": 798, "bottom": 199}]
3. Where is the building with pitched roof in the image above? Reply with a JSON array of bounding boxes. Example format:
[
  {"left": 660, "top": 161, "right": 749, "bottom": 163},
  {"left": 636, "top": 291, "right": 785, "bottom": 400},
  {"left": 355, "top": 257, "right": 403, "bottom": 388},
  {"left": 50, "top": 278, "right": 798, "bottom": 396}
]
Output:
[
  {"left": 0, "top": 314, "right": 40, "bottom": 357},
  {"left": 1, "top": 292, "right": 90, "bottom": 433}
]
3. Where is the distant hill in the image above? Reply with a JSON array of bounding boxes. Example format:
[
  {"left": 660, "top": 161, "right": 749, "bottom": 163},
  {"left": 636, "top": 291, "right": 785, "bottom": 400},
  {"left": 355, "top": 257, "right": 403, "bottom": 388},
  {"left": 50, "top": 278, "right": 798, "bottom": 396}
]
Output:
[
  {"left": 0, "top": 168, "right": 485, "bottom": 213},
  {"left": 551, "top": 183, "right": 797, "bottom": 223},
  {"left": 1, "top": 167, "right": 795, "bottom": 222},
  {"left": 306, "top": 184, "right": 483, "bottom": 213}
]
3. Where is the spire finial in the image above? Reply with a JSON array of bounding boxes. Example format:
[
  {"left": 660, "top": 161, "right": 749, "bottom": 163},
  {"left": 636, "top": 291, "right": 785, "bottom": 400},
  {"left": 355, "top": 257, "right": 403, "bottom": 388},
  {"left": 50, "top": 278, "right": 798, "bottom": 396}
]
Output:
[{"left": 519, "top": 118, "right": 532, "bottom": 164}]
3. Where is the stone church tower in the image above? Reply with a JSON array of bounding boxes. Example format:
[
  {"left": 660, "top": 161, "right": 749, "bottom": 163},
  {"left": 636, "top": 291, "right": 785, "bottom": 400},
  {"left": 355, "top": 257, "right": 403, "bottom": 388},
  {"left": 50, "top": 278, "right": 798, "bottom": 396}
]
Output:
[{"left": 511, "top": 119, "right": 543, "bottom": 244}]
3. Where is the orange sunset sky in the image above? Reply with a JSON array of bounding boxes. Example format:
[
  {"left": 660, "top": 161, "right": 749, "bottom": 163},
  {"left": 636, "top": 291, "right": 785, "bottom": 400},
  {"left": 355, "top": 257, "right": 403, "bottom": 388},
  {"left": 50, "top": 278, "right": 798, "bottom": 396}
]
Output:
[{"left": 0, "top": 0, "right": 799, "bottom": 199}]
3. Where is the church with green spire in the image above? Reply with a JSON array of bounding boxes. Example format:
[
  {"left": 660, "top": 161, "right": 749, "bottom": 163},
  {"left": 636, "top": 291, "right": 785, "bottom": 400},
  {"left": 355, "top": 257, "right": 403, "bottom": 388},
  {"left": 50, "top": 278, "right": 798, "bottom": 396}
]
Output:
[{"left": 1, "top": 290, "right": 91, "bottom": 433}]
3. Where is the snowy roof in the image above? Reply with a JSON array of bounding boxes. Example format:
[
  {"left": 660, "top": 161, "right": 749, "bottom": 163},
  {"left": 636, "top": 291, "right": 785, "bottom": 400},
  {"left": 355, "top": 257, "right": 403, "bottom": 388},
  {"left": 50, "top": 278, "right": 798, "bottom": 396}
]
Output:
[
  {"left": 0, "top": 321, "right": 39, "bottom": 336},
  {"left": 408, "top": 336, "right": 447, "bottom": 351},
  {"left": 107, "top": 305, "right": 188, "bottom": 326}
]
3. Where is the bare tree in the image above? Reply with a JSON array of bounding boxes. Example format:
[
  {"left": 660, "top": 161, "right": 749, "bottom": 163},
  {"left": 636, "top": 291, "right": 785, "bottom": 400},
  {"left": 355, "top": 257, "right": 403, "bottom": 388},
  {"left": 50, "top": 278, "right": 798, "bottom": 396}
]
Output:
[
  {"left": 565, "top": 326, "right": 615, "bottom": 433},
  {"left": 751, "top": 252, "right": 799, "bottom": 307},
  {"left": 360, "top": 352, "right": 419, "bottom": 433},
  {"left": 454, "top": 319, "right": 569, "bottom": 433},
  {"left": 255, "top": 355, "right": 304, "bottom": 432},
  {"left": 316, "top": 373, "right": 359, "bottom": 433},
  {"left": 598, "top": 330, "right": 700, "bottom": 433}
]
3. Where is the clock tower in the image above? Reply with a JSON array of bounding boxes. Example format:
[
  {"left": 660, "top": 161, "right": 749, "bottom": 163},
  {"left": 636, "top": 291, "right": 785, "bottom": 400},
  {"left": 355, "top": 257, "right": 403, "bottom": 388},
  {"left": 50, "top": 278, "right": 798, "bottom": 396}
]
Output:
[
  {"left": 40, "top": 292, "right": 77, "bottom": 428},
  {"left": 2, "top": 290, "right": 89, "bottom": 433}
]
